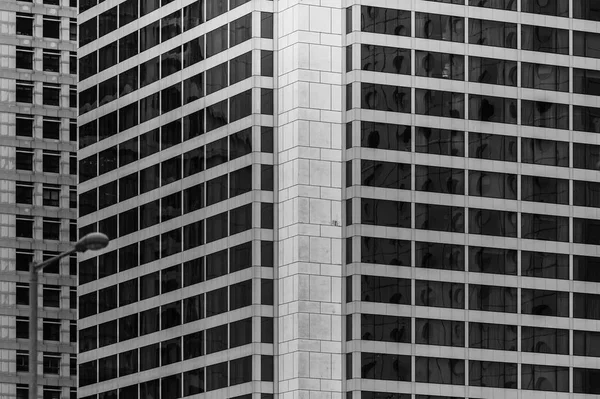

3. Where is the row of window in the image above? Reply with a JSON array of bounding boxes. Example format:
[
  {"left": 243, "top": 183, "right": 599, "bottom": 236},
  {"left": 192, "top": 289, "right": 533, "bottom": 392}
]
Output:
[
  {"left": 79, "top": 276, "right": 252, "bottom": 321},
  {"left": 15, "top": 80, "right": 76, "bottom": 107},
  {"left": 15, "top": 147, "right": 75, "bottom": 174},
  {"left": 79, "top": 276, "right": 271, "bottom": 323},
  {"left": 79, "top": 200, "right": 252, "bottom": 269},
  {"left": 358, "top": 84, "right": 600, "bottom": 133},
  {"left": 15, "top": 317, "right": 76, "bottom": 343},
  {"left": 354, "top": 7, "right": 600, "bottom": 59},
  {"left": 15, "top": 385, "right": 75, "bottom": 399},
  {"left": 425, "top": 0, "right": 599, "bottom": 21},
  {"left": 80, "top": 234, "right": 272, "bottom": 282},
  {"left": 15, "top": 250, "right": 77, "bottom": 275},
  {"left": 81, "top": 356, "right": 273, "bottom": 396},
  {"left": 82, "top": 49, "right": 272, "bottom": 118},
  {"left": 16, "top": 182, "right": 76, "bottom": 209},
  {"left": 353, "top": 312, "right": 600, "bottom": 357},
  {"left": 350, "top": 202, "right": 600, "bottom": 243},
  {"left": 16, "top": 351, "right": 76, "bottom": 376},
  {"left": 15, "top": 13, "right": 73, "bottom": 40},
  {"left": 16, "top": 283, "right": 76, "bottom": 309},
  {"left": 354, "top": 123, "right": 575, "bottom": 165},
  {"left": 15, "top": 114, "right": 77, "bottom": 141},
  {"left": 354, "top": 236, "right": 600, "bottom": 281},
  {"left": 80, "top": 313, "right": 272, "bottom": 356},
  {"left": 15, "top": 215, "right": 76, "bottom": 241},
  {"left": 354, "top": 275, "right": 600, "bottom": 320},
  {"left": 356, "top": 352, "right": 600, "bottom": 393},
  {"left": 16, "top": 47, "right": 77, "bottom": 75},
  {"left": 354, "top": 171, "right": 589, "bottom": 206},
  {"left": 79, "top": 86, "right": 271, "bottom": 153},
  {"left": 79, "top": 9, "right": 271, "bottom": 78},
  {"left": 357, "top": 45, "right": 600, "bottom": 96}
]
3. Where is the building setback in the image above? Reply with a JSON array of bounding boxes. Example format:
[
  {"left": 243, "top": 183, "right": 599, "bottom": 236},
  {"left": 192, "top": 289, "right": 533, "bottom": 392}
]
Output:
[
  {"left": 0, "top": 0, "right": 79, "bottom": 398},
  {"left": 78, "top": 0, "right": 600, "bottom": 398}
]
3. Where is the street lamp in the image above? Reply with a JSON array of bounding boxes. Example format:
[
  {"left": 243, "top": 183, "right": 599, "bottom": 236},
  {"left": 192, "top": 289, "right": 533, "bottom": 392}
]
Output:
[{"left": 29, "top": 232, "right": 109, "bottom": 399}]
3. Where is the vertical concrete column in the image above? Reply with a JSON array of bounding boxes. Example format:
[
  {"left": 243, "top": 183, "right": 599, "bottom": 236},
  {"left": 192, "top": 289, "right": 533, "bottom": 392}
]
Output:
[{"left": 276, "top": 0, "right": 345, "bottom": 398}]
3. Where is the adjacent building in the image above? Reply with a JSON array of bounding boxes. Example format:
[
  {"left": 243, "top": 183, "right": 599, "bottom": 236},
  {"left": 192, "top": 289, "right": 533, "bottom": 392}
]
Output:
[
  {"left": 0, "top": 0, "right": 79, "bottom": 398},
  {"left": 78, "top": 0, "right": 600, "bottom": 398}
]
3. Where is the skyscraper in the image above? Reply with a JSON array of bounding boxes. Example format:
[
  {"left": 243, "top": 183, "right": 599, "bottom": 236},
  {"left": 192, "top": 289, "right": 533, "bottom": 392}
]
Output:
[
  {"left": 0, "top": 0, "right": 78, "bottom": 398},
  {"left": 78, "top": 0, "right": 600, "bottom": 398}
]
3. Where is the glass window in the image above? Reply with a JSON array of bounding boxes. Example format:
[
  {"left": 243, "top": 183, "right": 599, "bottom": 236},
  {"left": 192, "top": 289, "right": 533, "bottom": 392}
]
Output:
[
  {"left": 359, "top": 121, "right": 410, "bottom": 151},
  {"left": 522, "top": 62, "right": 569, "bottom": 92},
  {"left": 522, "top": 326, "right": 569, "bottom": 354},
  {"left": 415, "top": 50, "right": 463, "bottom": 80},
  {"left": 574, "top": 0, "right": 600, "bottom": 21},
  {"left": 522, "top": 137, "right": 568, "bottom": 167},
  {"left": 522, "top": 289, "right": 569, "bottom": 317},
  {"left": 361, "top": 314, "right": 410, "bottom": 343},
  {"left": 415, "top": 89, "right": 464, "bottom": 118},
  {"left": 522, "top": 364, "right": 569, "bottom": 392},
  {"left": 140, "top": 307, "right": 159, "bottom": 336},
  {"left": 361, "top": 160, "right": 411, "bottom": 189},
  {"left": 230, "top": 52, "right": 252, "bottom": 85},
  {"left": 415, "top": 356, "right": 465, "bottom": 385},
  {"left": 574, "top": 255, "right": 600, "bottom": 282},
  {"left": 469, "top": 322, "right": 517, "bottom": 351},
  {"left": 521, "top": 213, "right": 569, "bottom": 242},
  {"left": 469, "top": 361, "right": 517, "bottom": 388},
  {"left": 362, "top": 45, "right": 410, "bottom": 75},
  {"left": 521, "top": 175, "right": 569, "bottom": 204},
  {"left": 415, "top": 242, "right": 464, "bottom": 271},
  {"left": 161, "top": 10, "right": 181, "bottom": 42},
  {"left": 360, "top": 6, "right": 410, "bottom": 35},
  {"left": 206, "top": 99, "right": 228, "bottom": 132},
  {"left": 361, "top": 352, "right": 411, "bottom": 381},
  {"left": 415, "top": 203, "right": 464, "bottom": 233},
  {"left": 468, "top": 170, "right": 517, "bottom": 199},
  {"left": 523, "top": 0, "right": 568, "bottom": 16},
  {"left": 140, "top": 21, "right": 160, "bottom": 52},
  {"left": 415, "top": 165, "right": 464, "bottom": 194},
  {"left": 230, "top": 14, "right": 251, "bottom": 47},
  {"left": 521, "top": 100, "right": 569, "bottom": 130},
  {"left": 522, "top": 25, "right": 569, "bottom": 54},
  {"left": 416, "top": 13, "right": 463, "bottom": 42},
  {"left": 469, "top": 56, "right": 517, "bottom": 86},
  {"left": 469, "top": 246, "right": 517, "bottom": 275},
  {"left": 361, "top": 198, "right": 410, "bottom": 228},
  {"left": 469, "top": 284, "right": 517, "bottom": 313},
  {"left": 361, "top": 275, "right": 411, "bottom": 304},
  {"left": 469, "top": 19, "right": 516, "bottom": 48},
  {"left": 361, "top": 83, "right": 411, "bottom": 113},
  {"left": 468, "top": 95, "right": 517, "bottom": 124},
  {"left": 416, "top": 318, "right": 464, "bottom": 347},
  {"left": 206, "top": 24, "right": 228, "bottom": 57}
]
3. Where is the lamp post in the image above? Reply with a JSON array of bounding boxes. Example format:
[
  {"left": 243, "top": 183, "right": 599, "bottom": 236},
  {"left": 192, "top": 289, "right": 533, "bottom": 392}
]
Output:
[{"left": 29, "top": 232, "right": 109, "bottom": 399}]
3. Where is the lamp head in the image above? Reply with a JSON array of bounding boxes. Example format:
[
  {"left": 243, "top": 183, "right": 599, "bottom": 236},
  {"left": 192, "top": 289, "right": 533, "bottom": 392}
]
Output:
[{"left": 75, "top": 232, "right": 109, "bottom": 253}]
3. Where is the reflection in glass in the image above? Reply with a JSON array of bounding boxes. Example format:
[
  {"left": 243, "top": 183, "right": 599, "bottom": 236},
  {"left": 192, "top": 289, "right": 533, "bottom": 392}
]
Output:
[
  {"left": 362, "top": 45, "right": 410, "bottom": 75},
  {"left": 469, "top": 171, "right": 517, "bottom": 199},
  {"left": 469, "top": 322, "right": 517, "bottom": 351},
  {"left": 469, "top": 19, "right": 517, "bottom": 48},
  {"left": 469, "top": 56, "right": 517, "bottom": 86},
  {"left": 415, "top": 13, "right": 464, "bottom": 42},
  {"left": 522, "top": 25, "right": 569, "bottom": 54},
  {"left": 416, "top": 51, "right": 464, "bottom": 80},
  {"left": 360, "top": 6, "right": 410, "bottom": 36},
  {"left": 415, "top": 89, "right": 464, "bottom": 118},
  {"left": 415, "top": 128, "right": 463, "bottom": 156},
  {"left": 522, "top": 63, "right": 569, "bottom": 92}
]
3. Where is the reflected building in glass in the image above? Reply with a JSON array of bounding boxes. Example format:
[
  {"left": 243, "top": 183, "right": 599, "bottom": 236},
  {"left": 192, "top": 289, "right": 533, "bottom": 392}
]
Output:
[
  {"left": 78, "top": 0, "right": 600, "bottom": 398},
  {"left": 0, "top": 0, "right": 79, "bottom": 398}
]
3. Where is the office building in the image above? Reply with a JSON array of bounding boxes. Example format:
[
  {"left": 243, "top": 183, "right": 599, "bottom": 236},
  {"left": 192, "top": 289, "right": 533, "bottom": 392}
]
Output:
[
  {"left": 78, "top": 0, "right": 600, "bottom": 398},
  {"left": 0, "top": 0, "right": 79, "bottom": 398}
]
